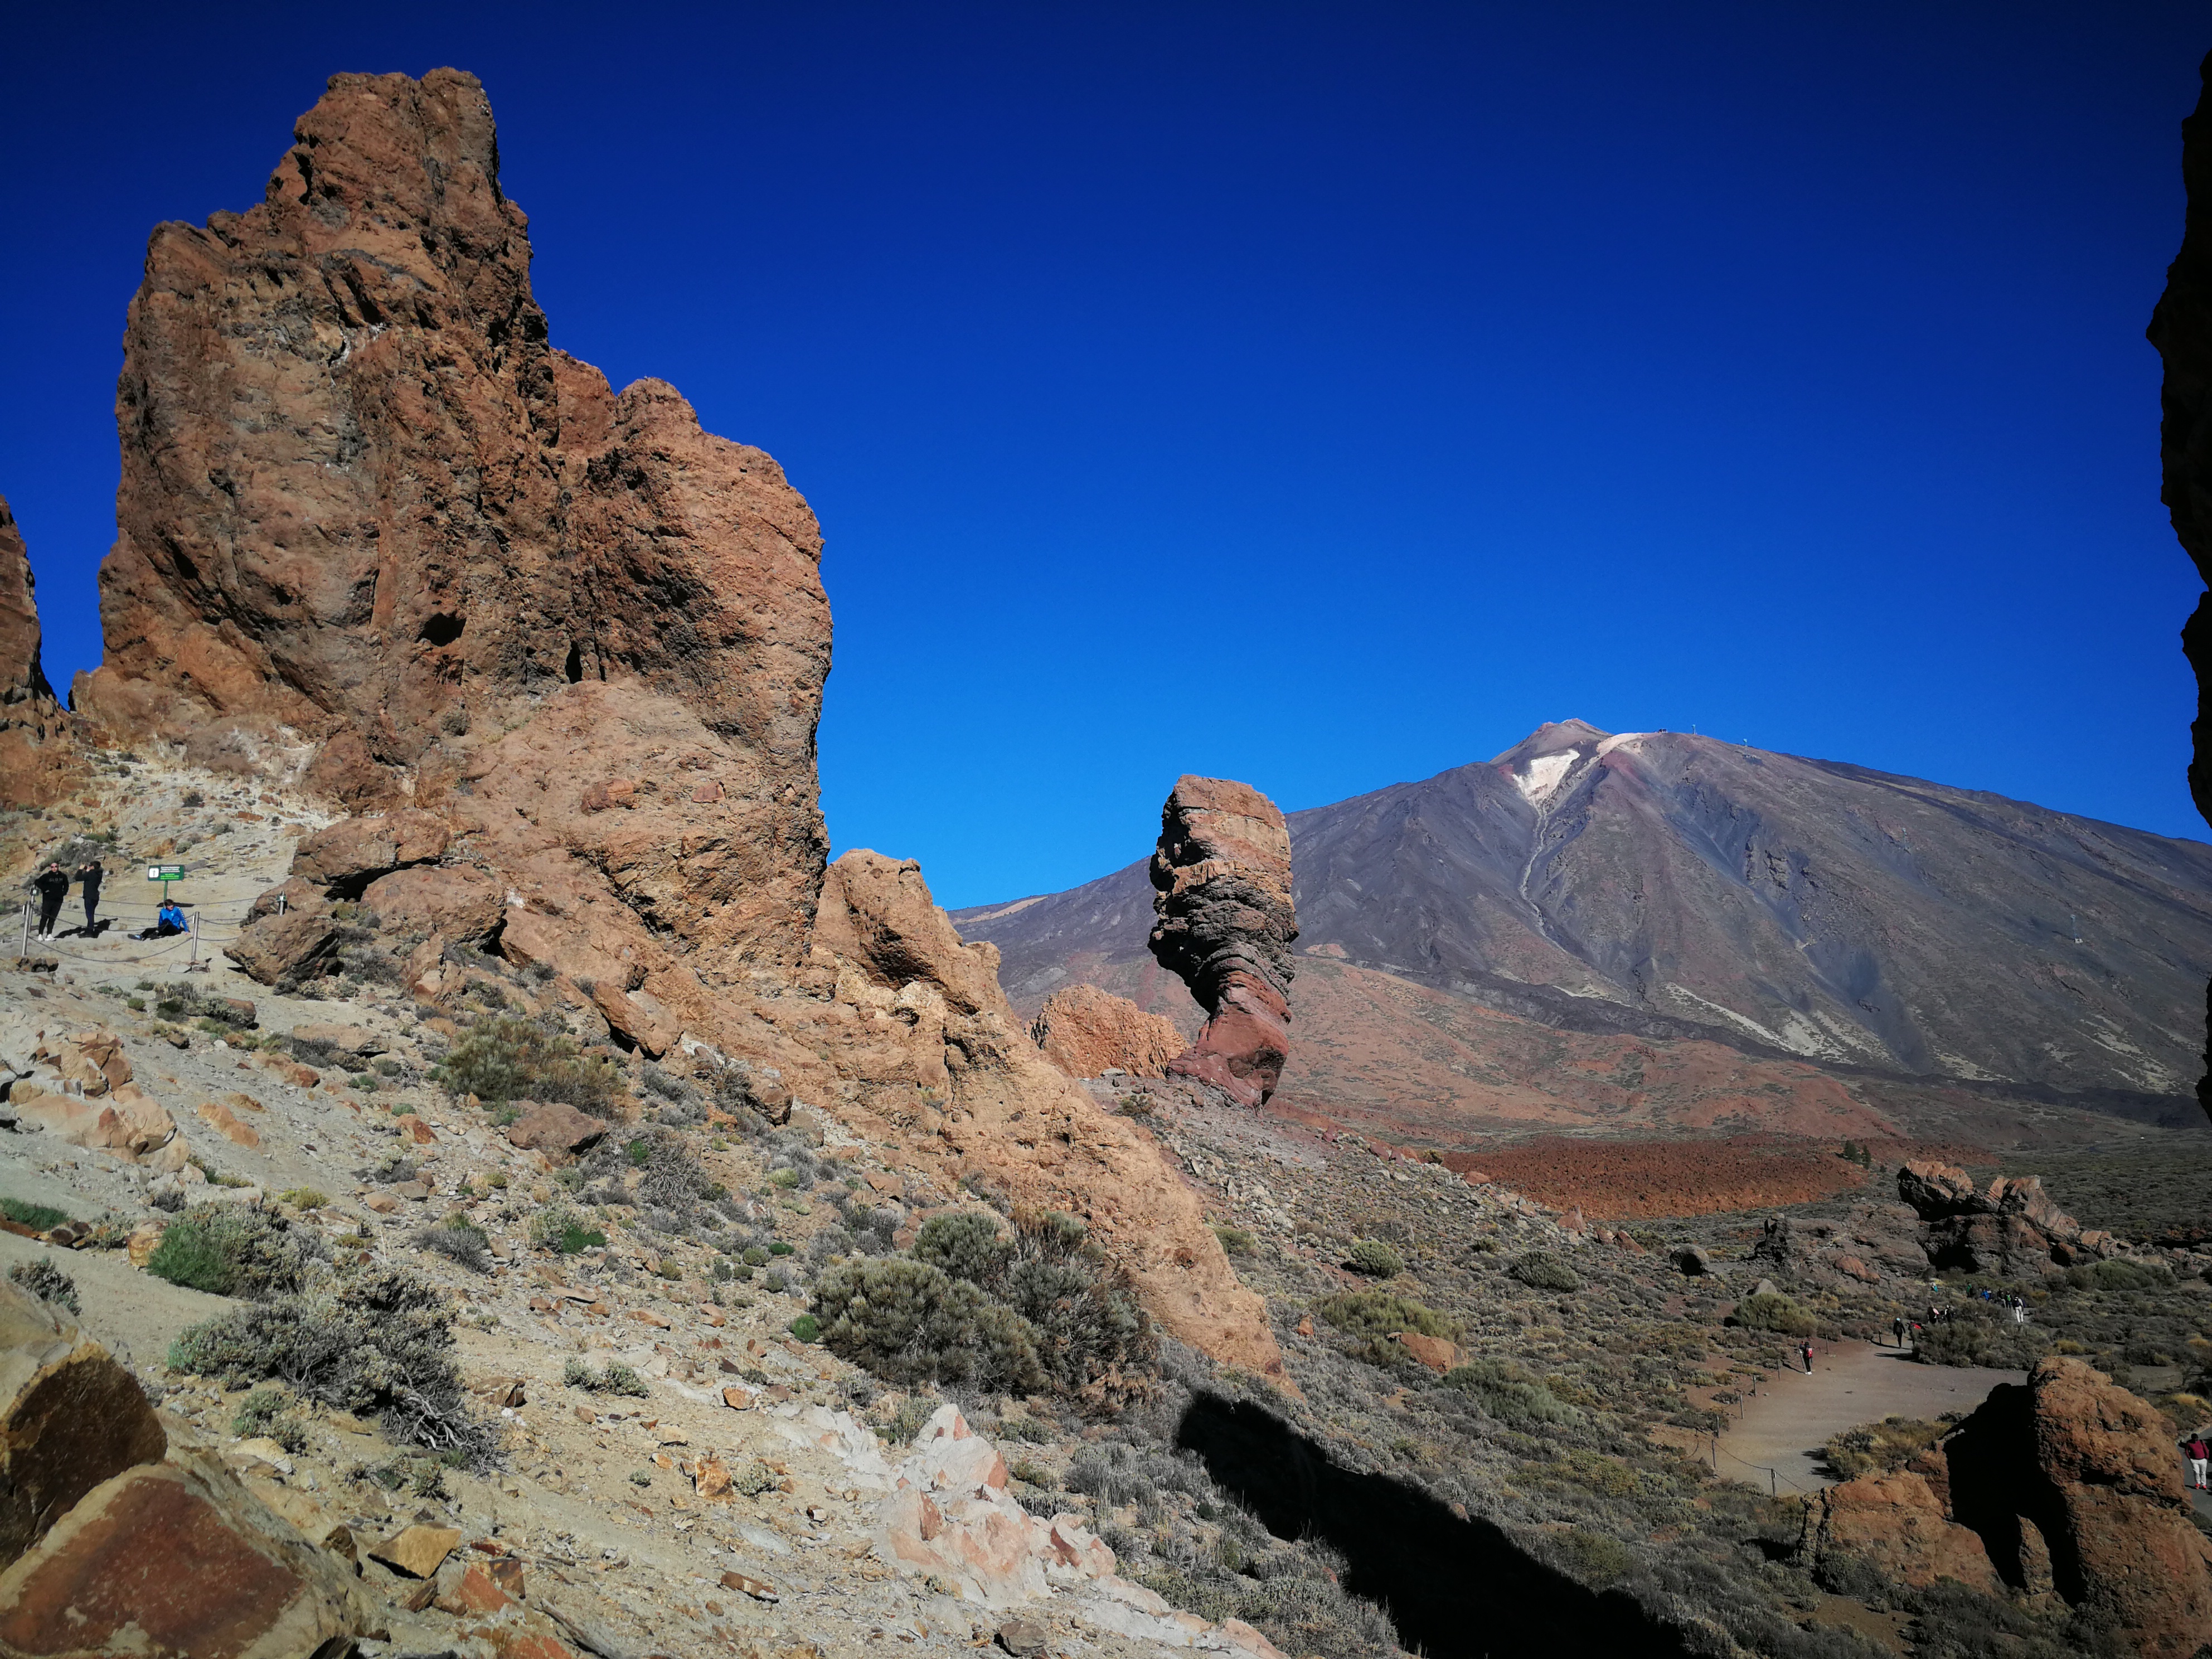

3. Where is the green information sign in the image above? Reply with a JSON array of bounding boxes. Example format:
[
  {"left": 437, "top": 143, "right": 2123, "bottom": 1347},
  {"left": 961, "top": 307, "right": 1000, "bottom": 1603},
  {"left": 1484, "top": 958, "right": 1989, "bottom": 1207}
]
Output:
[{"left": 145, "top": 864, "right": 185, "bottom": 884}]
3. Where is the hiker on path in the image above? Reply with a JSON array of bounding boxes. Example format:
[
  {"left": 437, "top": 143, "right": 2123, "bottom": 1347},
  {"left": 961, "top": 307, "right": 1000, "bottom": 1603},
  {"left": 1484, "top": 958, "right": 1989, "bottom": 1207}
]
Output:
[
  {"left": 2011, "top": 1294, "right": 2027, "bottom": 1326},
  {"left": 1800, "top": 1340, "right": 1815, "bottom": 1374},
  {"left": 1892, "top": 1315, "right": 1906, "bottom": 1348},
  {"left": 75, "top": 858, "right": 102, "bottom": 933},
  {"left": 2187, "top": 1435, "right": 2209, "bottom": 1492},
  {"left": 30, "top": 863, "right": 67, "bottom": 940}
]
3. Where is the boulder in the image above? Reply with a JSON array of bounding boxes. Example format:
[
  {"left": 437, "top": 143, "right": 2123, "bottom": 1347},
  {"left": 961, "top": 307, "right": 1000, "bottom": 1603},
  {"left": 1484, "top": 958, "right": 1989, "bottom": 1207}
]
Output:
[
  {"left": 504, "top": 1102, "right": 610, "bottom": 1156},
  {"left": 225, "top": 910, "right": 339, "bottom": 987},
  {"left": 196, "top": 1100, "right": 259, "bottom": 1148},
  {"left": 1029, "top": 984, "right": 1185, "bottom": 1081},
  {"left": 1898, "top": 1160, "right": 2099, "bottom": 1279},
  {"left": 1946, "top": 1357, "right": 2212, "bottom": 1658},
  {"left": 287, "top": 1022, "right": 387, "bottom": 1056},
  {"left": 368, "top": 1522, "right": 463, "bottom": 1579},
  {"left": 246, "top": 877, "right": 326, "bottom": 923},
  {"left": 13, "top": 1088, "right": 174, "bottom": 1162},
  {"left": 1147, "top": 777, "right": 1299, "bottom": 1108},
  {"left": 1798, "top": 1468, "right": 2000, "bottom": 1593},
  {"left": 288, "top": 809, "right": 450, "bottom": 892},
  {"left": 1391, "top": 1331, "right": 1461, "bottom": 1374}
]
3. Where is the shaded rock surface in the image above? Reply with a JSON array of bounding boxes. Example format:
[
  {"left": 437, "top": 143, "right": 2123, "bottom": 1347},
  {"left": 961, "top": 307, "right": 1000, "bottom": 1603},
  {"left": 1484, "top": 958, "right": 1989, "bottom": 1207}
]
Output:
[
  {"left": 1029, "top": 983, "right": 1185, "bottom": 1080},
  {"left": 0, "top": 498, "right": 82, "bottom": 810},
  {"left": 1148, "top": 778, "right": 1298, "bottom": 1108},
  {"left": 1896, "top": 1159, "right": 2118, "bottom": 1277},
  {"left": 1798, "top": 1467, "right": 2001, "bottom": 1594},
  {"left": 2151, "top": 51, "right": 2212, "bottom": 1119}
]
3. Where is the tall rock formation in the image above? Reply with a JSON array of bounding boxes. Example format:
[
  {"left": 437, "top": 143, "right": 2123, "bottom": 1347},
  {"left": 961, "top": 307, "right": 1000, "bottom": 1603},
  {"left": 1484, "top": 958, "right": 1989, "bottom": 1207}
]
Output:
[
  {"left": 1944, "top": 1357, "right": 2212, "bottom": 1658},
  {"left": 2150, "top": 48, "right": 2212, "bottom": 1120},
  {"left": 75, "top": 68, "right": 830, "bottom": 957},
  {"left": 91, "top": 70, "right": 1278, "bottom": 1379},
  {"left": 0, "top": 497, "right": 80, "bottom": 808},
  {"left": 1148, "top": 777, "right": 1298, "bottom": 1107}
]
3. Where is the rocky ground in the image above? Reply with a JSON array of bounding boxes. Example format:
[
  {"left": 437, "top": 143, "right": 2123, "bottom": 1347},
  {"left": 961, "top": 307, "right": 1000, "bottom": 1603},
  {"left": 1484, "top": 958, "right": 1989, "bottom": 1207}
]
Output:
[{"left": 0, "top": 763, "right": 1319, "bottom": 1659}]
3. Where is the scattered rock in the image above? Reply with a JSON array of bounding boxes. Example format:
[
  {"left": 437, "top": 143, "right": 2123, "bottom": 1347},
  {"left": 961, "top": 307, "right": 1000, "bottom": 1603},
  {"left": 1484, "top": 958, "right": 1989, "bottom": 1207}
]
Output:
[
  {"left": 505, "top": 1102, "right": 610, "bottom": 1156},
  {"left": 369, "top": 1522, "right": 464, "bottom": 1580},
  {"left": 997, "top": 1618, "right": 1049, "bottom": 1657}
]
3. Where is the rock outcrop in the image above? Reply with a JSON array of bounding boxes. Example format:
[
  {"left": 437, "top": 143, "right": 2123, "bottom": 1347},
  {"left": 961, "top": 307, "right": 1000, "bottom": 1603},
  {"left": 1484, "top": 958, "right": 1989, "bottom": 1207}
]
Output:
[
  {"left": 1896, "top": 1160, "right": 2117, "bottom": 1277},
  {"left": 1147, "top": 778, "right": 1298, "bottom": 1108},
  {"left": 75, "top": 67, "right": 831, "bottom": 962},
  {"left": 1030, "top": 984, "right": 1186, "bottom": 1080},
  {"left": 1944, "top": 1356, "right": 2212, "bottom": 1658},
  {"left": 2150, "top": 50, "right": 2212, "bottom": 1119},
  {"left": 69, "top": 68, "right": 1272, "bottom": 1385},
  {"left": 0, "top": 497, "right": 81, "bottom": 810}
]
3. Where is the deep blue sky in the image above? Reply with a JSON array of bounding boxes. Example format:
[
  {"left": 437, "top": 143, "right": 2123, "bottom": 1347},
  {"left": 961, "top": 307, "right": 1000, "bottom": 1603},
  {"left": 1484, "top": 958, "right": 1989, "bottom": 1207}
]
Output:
[{"left": 2, "top": 5, "right": 2206, "bottom": 907}]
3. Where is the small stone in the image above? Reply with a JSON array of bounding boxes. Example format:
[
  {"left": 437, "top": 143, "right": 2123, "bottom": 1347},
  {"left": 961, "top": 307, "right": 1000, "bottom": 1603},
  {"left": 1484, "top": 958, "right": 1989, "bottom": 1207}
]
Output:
[
  {"left": 720, "top": 1385, "right": 755, "bottom": 1411},
  {"left": 997, "top": 1618, "right": 1049, "bottom": 1657},
  {"left": 368, "top": 1523, "right": 463, "bottom": 1579},
  {"left": 719, "top": 1569, "right": 777, "bottom": 1602},
  {"left": 362, "top": 1192, "right": 398, "bottom": 1215}
]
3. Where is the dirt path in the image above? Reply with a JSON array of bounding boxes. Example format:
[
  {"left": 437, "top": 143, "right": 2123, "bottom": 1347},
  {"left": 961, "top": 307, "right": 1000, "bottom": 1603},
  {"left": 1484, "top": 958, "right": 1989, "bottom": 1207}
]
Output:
[{"left": 1712, "top": 1338, "right": 2024, "bottom": 1495}]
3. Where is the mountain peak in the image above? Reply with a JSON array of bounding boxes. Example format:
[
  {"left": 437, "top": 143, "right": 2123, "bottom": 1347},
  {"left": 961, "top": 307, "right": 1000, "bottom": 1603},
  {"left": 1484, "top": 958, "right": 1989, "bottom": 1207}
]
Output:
[{"left": 1488, "top": 719, "right": 1613, "bottom": 769}]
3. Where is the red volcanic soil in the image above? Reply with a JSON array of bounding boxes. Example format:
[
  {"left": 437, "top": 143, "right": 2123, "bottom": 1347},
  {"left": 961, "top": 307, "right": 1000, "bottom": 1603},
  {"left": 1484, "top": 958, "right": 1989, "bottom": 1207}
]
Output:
[{"left": 1437, "top": 1135, "right": 1980, "bottom": 1220}]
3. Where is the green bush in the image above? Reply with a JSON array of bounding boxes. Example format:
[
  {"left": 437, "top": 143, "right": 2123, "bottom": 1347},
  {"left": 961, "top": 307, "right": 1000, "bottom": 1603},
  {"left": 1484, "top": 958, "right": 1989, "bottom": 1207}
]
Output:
[
  {"left": 1212, "top": 1226, "right": 1258, "bottom": 1257},
  {"left": 813, "top": 1257, "right": 1045, "bottom": 1392},
  {"left": 1731, "top": 1291, "right": 1818, "bottom": 1337},
  {"left": 1822, "top": 1415, "right": 1947, "bottom": 1481},
  {"left": 7, "top": 1258, "right": 78, "bottom": 1314},
  {"left": 564, "top": 1359, "right": 651, "bottom": 1397},
  {"left": 527, "top": 1204, "right": 606, "bottom": 1255},
  {"left": 789, "top": 1313, "right": 820, "bottom": 1342},
  {"left": 1442, "top": 1357, "right": 1578, "bottom": 1426},
  {"left": 1915, "top": 1310, "right": 2050, "bottom": 1371},
  {"left": 168, "top": 1265, "right": 496, "bottom": 1466},
  {"left": 2064, "top": 1258, "right": 2169, "bottom": 1293},
  {"left": 145, "top": 1204, "right": 319, "bottom": 1298},
  {"left": 416, "top": 1213, "right": 492, "bottom": 1273},
  {"left": 1316, "top": 1289, "right": 1459, "bottom": 1366},
  {"left": 434, "top": 1015, "right": 622, "bottom": 1112},
  {"left": 1507, "top": 1250, "right": 1581, "bottom": 1293},
  {"left": 1345, "top": 1239, "right": 1404, "bottom": 1278},
  {"left": 0, "top": 1199, "right": 70, "bottom": 1233},
  {"left": 913, "top": 1212, "right": 1012, "bottom": 1284}
]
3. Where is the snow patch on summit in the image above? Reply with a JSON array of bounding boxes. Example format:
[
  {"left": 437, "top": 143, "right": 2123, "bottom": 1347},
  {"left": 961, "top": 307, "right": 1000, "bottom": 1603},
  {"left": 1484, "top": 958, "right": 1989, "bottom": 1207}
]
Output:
[{"left": 1514, "top": 751, "right": 1580, "bottom": 804}]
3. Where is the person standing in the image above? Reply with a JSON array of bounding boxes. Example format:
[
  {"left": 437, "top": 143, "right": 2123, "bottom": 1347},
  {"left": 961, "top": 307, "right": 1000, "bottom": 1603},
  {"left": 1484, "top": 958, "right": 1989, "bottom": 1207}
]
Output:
[
  {"left": 1800, "top": 1340, "right": 1815, "bottom": 1374},
  {"left": 2187, "top": 1434, "right": 2209, "bottom": 1492},
  {"left": 75, "top": 857, "right": 103, "bottom": 933},
  {"left": 1892, "top": 1315, "right": 1906, "bottom": 1348},
  {"left": 30, "top": 863, "right": 67, "bottom": 941}
]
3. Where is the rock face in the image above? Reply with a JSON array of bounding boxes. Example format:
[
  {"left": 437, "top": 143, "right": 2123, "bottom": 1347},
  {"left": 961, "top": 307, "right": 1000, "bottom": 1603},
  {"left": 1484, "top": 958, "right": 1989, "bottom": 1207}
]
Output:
[
  {"left": 0, "top": 497, "right": 81, "bottom": 809},
  {"left": 1147, "top": 778, "right": 1298, "bottom": 1108},
  {"left": 2151, "top": 51, "right": 2212, "bottom": 1119},
  {"left": 1030, "top": 984, "right": 1186, "bottom": 1080},
  {"left": 1944, "top": 1357, "right": 2212, "bottom": 1658},
  {"left": 1896, "top": 1160, "right": 2117, "bottom": 1277},
  {"left": 75, "top": 67, "right": 831, "bottom": 962}
]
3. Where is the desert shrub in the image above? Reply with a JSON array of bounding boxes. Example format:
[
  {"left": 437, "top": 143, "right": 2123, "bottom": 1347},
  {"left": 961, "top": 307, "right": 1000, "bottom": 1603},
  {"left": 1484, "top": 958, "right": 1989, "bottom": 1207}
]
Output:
[
  {"left": 415, "top": 1215, "right": 492, "bottom": 1274},
  {"left": 2064, "top": 1258, "right": 2169, "bottom": 1293},
  {"left": 638, "top": 1142, "right": 710, "bottom": 1211},
  {"left": 527, "top": 1204, "right": 607, "bottom": 1255},
  {"left": 1316, "top": 1289, "right": 1459, "bottom": 1366},
  {"left": 1212, "top": 1226, "right": 1257, "bottom": 1257},
  {"left": 789, "top": 1313, "right": 821, "bottom": 1342},
  {"left": 811, "top": 1257, "right": 1045, "bottom": 1392},
  {"left": 1554, "top": 1526, "right": 1636, "bottom": 1585},
  {"left": 1916, "top": 1309, "right": 2049, "bottom": 1371},
  {"left": 1443, "top": 1357, "right": 1578, "bottom": 1427},
  {"left": 1823, "top": 1415, "right": 1947, "bottom": 1481},
  {"left": 145, "top": 1203, "right": 321, "bottom": 1298},
  {"left": 889, "top": 1395, "right": 943, "bottom": 1444},
  {"left": 168, "top": 1265, "right": 496, "bottom": 1466},
  {"left": 7, "top": 1258, "right": 77, "bottom": 1314},
  {"left": 277, "top": 1188, "right": 329, "bottom": 1211},
  {"left": 1732, "top": 1291, "right": 1818, "bottom": 1337},
  {"left": 1344, "top": 1239, "right": 1404, "bottom": 1278},
  {"left": 1507, "top": 1250, "right": 1581, "bottom": 1293},
  {"left": 913, "top": 1212, "right": 1012, "bottom": 1284},
  {"left": 1067, "top": 1442, "right": 1158, "bottom": 1507},
  {"left": 434, "top": 1015, "right": 622, "bottom": 1111},
  {"left": 995, "top": 1211, "right": 1153, "bottom": 1394},
  {"left": 152, "top": 982, "right": 255, "bottom": 1029},
  {"left": 564, "top": 1360, "right": 651, "bottom": 1397},
  {"left": 732, "top": 1459, "right": 779, "bottom": 1497},
  {"left": 0, "top": 1199, "right": 70, "bottom": 1232}
]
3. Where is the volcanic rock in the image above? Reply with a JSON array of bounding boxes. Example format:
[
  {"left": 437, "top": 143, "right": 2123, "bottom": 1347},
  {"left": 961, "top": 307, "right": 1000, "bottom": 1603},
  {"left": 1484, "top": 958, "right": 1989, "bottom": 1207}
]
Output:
[
  {"left": 1897, "top": 1160, "right": 2108, "bottom": 1278},
  {"left": 2148, "top": 49, "right": 2212, "bottom": 1117},
  {"left": 1029, "top": 983, "right": 1185, "bottom": 1080},
  {"left": 0, "top": 497, "right": 81, "bottom": 811},
  {"left": 1798, "top": 1468, "right": 2000, "bottom": 1594},
  {"left": 1147, "top": 777, "right": 1298, "bottom": 1108},
  {"left": 289, "top": 809, "right": 450, "bottom": 892},
  {"left": 1946, "top": 1356, "right": 2212, "bottom": 1657},
  {"left": 504, "top": 1102, "right": 610, "bottom": 1157},
  {"left": 225, "top": 908, "right": 341, "bottom": 987}
]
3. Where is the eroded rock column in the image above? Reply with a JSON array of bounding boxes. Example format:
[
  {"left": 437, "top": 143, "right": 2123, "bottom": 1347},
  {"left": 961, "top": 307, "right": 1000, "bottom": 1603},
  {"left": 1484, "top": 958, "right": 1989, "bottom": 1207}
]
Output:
[{"left": 1147, "top": 776, "right": 1297, "bottom": 1107}]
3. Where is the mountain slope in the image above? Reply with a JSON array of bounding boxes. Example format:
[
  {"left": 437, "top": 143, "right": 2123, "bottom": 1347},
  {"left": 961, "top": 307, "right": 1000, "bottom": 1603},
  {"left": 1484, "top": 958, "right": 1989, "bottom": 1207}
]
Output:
[{"left": 954, "top": 723, "right": 2212, "bottom": 1131}]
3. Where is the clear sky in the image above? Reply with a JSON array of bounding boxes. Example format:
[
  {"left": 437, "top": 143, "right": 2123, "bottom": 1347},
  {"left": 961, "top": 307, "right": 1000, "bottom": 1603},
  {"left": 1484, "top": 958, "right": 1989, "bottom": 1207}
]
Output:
[{"left": 1, "top": 4, "right": 2206, "bottom": 908}]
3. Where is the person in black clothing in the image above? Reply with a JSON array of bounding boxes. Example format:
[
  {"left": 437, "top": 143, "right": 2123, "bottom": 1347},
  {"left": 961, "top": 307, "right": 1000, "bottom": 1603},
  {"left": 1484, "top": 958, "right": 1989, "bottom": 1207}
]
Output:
[
  {"left": 31, "top": 864, "right": 67, "bottom": 941},
  {"left": 76, "top": 859, "right": 103, "bottom": 933}
]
